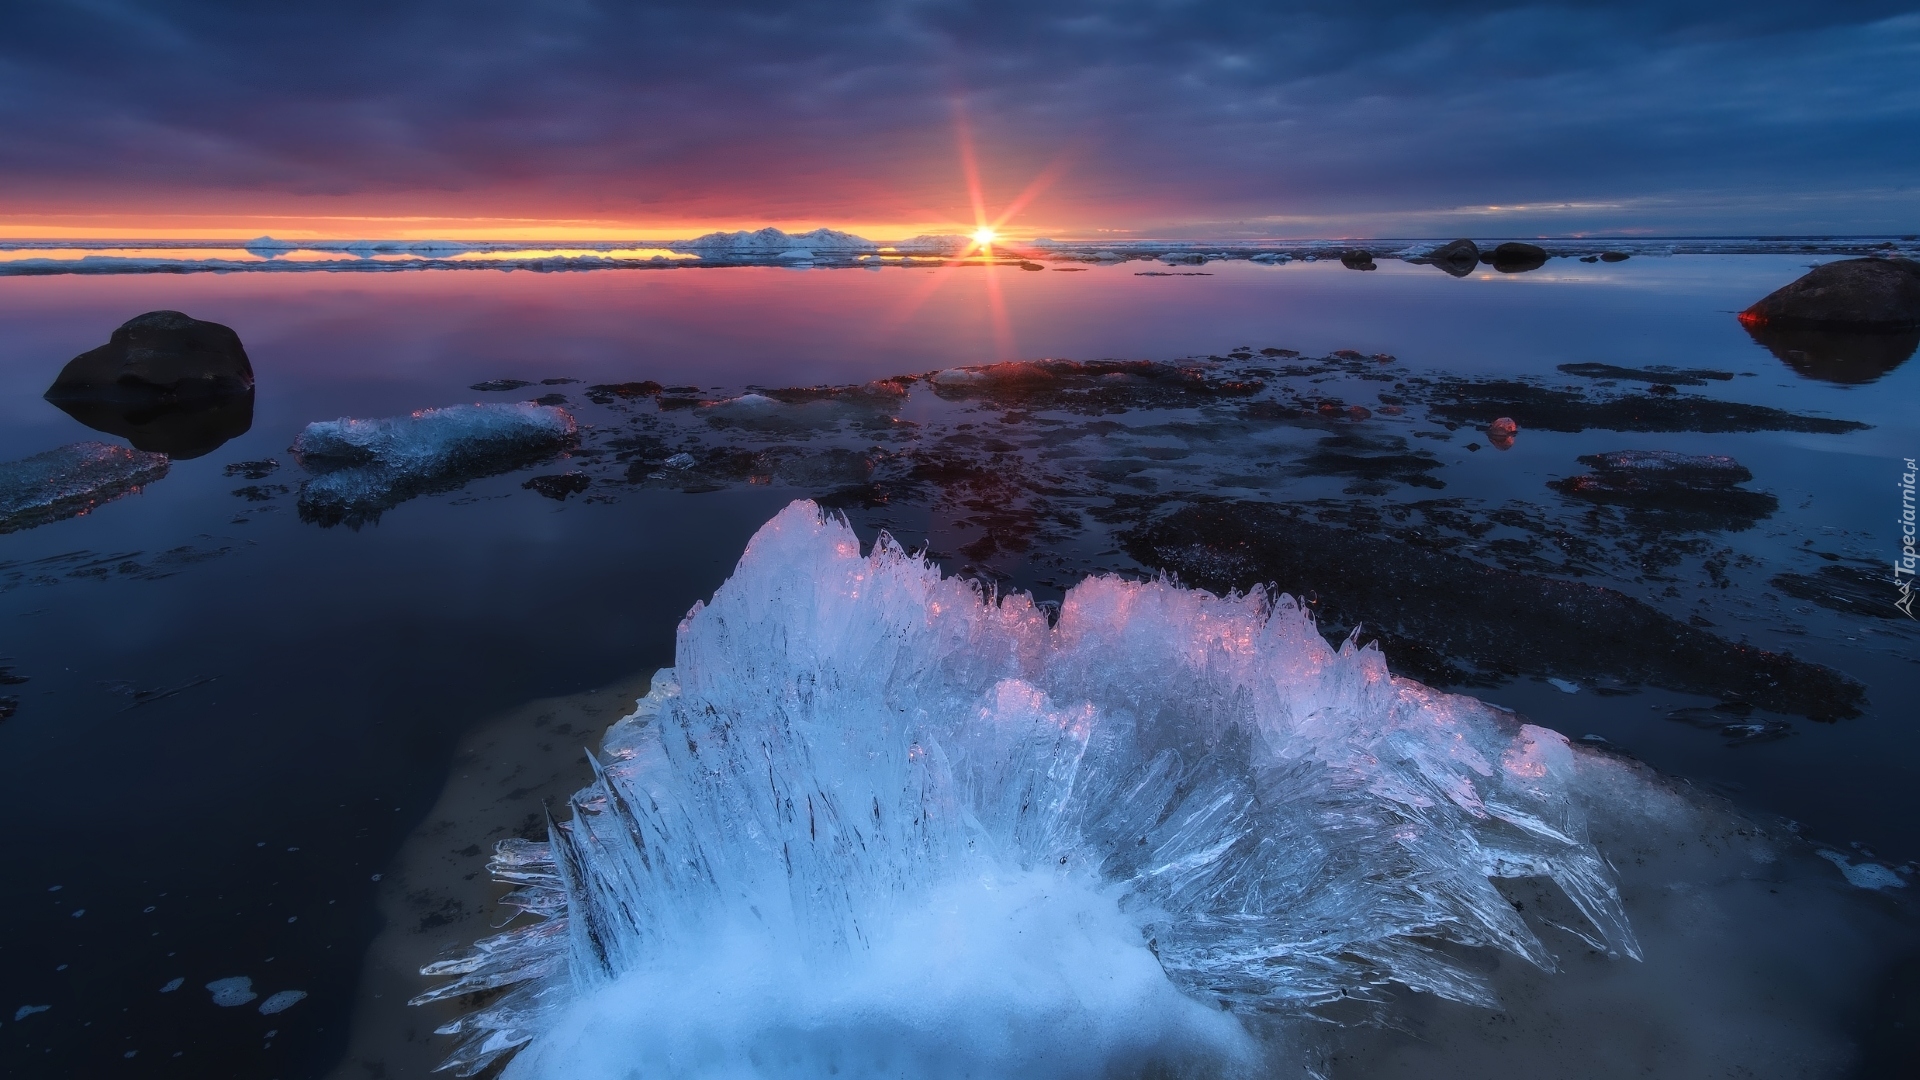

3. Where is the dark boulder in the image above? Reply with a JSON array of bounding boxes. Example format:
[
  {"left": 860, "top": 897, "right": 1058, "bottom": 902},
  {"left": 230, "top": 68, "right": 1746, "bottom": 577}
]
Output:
[
  {"left": 1739, "top": 257, "right": 1920, "bottom": 329},
  {"left": 1485, "top": 242, "right": 1548, "bottom": 274},
  {"left": 46, "top": 311, "right": 253, "bottom": 400},
  {"left": 1600, "top": 251, "right": 1630, "bottom": 263},
  {"left": 1741, "top": 322, "right": 1918, "bottom": 385},
  {"left": 1339, "top": 250, "right": 1377, "bottom": 271},
  {"left": 42, "top": 311, "right": 254, "bottom": 459},
  {"left": 1424, "top": 239, "right": 1479, "bottom": 277}
]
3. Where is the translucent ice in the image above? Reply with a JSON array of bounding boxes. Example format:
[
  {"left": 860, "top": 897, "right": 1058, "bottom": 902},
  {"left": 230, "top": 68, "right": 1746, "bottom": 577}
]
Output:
[
  {"left": 421, "top": 500, "right": 1638, "bottom": 1077},
  {"left": 0, "top": 441, "right": 169, "bottom": 534},
  {"left": 293, "top": 403, "right": 576, "bottom": 526},
  {"left": 258, "top": 990, "right": 307, "bottom": 1014},
  {"left": 1816, "top": 850, "right": 1907, "bottom": 890},
  {"left": 205, "top": 977, "right": 257, "bottom": 1007}
]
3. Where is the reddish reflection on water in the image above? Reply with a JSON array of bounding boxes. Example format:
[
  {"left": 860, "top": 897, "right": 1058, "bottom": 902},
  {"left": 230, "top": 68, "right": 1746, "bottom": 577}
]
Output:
[{"left": 0, "top": 255, "right": 1911, "bottom": 460}]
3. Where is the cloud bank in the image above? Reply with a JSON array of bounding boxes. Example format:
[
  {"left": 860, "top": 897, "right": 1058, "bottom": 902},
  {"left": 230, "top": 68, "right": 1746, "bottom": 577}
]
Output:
[{"left": 2, "top": 0, "right": 1916, "bottom": 236}]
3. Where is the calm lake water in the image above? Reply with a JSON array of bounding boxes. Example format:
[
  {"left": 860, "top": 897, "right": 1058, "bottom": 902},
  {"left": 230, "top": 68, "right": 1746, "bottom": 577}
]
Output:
[{"left": 1, "top": 255, "right": 1914, "bottom": 1077}]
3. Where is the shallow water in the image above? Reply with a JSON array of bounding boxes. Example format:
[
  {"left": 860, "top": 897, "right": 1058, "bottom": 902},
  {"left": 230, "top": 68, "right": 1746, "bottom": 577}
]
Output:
[{"left": 0, "top": 255, "right": 1914, "bottom": 1077}]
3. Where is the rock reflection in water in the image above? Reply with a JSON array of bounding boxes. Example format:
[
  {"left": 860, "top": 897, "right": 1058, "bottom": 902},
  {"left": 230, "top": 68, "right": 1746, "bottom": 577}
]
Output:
[
  {"left": 1742, "top": 322, "right": 1919, "bottom": 385},
  {"left": 46, "top": 390, "right": 255, "bottom": 460}
]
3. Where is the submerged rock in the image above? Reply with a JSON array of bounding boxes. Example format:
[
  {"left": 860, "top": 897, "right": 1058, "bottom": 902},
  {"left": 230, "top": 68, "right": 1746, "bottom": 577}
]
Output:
[
  {"left": 1772, "top": 565, "right": 1910, "bottom": 620},
  {"left": 523, "top": 472, "right": 591, "bottom": 500},
  {"left": 293, "top": 403, "right": 577, "bottom": 527},
  {"left": 1417, "top": 378, "right": 1865, "bottom": 434},
  {"left": 1123, "top": 500, "right": 1863, "bottom": 720},
  {"left": 1547, "top": 450, "right": 1777, "bottom": 530},
  {"left": 44, "top": 311, "right": 256, "bottom": 458},
  {"left": 928, "top": 359, "right": 1261, "bottom": 413},
  {"left": 1738, "top": 257, "right": 1920, "bottom": 329},
  {"left": 1486, "top": 242, "right": 1549, "bottom": 274},
  {"left": 1557, "top": 363, "right": 1735, "bottom": 386},
  {"left": 0, "top": 441, "right": 169, "bottom": 534},
  {"left": 1741, "top": 322, "right": 1918, "bottom": 385},
  {"left": 583, "top": 381, "right": 664, "bottom": 405}
]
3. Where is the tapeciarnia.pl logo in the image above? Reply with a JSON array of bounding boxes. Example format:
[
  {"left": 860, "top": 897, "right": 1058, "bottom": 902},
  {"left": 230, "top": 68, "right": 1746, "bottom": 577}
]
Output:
[{"left": 1898, "top": 457, "right": 1917, "bottom": 619}]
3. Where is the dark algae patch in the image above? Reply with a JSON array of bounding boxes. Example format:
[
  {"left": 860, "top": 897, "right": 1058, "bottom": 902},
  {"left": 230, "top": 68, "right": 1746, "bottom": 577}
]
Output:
[
  {"left": 1547, "top": 450, "right": 1779, "bottom": 532},
  {"left": 1121, "top": 499, "right": 1864, "bottom": 721},
  {"left": 1557, "top": 362, "right": 1736, "bottom": 385},
  {"left": 1772, "top": 564, "right": 1911, "bottom": 620},
  {"left": 1413, "top": 378, "right": 1866, "bottom": 433}
]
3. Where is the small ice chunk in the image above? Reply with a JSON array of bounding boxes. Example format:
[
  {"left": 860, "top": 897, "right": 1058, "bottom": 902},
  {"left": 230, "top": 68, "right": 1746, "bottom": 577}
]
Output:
[
  {"left": 70, "top": 909, "right": 85, "bottom": 918},
  {"left": 1547, "top": 678, "right": 1580, "bottom": 694},
  {"left": 205, "top": 976, "right": 258, "bottom": 1007},
  {"left": 159, "top": 978, "right": 184, "bottom": 993},
  {"left": 1817, "top": 850, "right": 1907, "bottom": 890},
  {"left": 663, "top": 453, "right": 696, "bottom": 470},
  {"left": 0, "top": 442, "right": 169, "bottom": 535},
  {"left": 258, "top": 990, "right": 307, "bottom": 1015},
  {"left": 14, "top": 1005, "right": 50, "bottom": 1020},
  {"left": 293, "top": 403, "right": 577, "bottom": 527}
]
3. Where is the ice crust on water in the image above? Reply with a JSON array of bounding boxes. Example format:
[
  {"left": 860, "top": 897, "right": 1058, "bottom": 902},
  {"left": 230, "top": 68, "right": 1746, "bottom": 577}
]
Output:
[
  {"left": 258, "top": 989, "right": 307, "bottom": 1014},
  {"left": 205, "top": 977, "right": 257, "bottom": 1007},
  {"left": 421, "top": 500, "right": 1638, "bottom": 1078},
  {"left": 293, "top": 403, "right": 576, "bottom": 525},
  {"left": 0, "top": 441, "right": 169, "bottom": 534}
]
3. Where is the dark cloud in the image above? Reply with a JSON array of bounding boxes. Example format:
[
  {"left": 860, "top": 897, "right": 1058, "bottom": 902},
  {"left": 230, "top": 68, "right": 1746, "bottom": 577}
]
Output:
[{"left": 1, "top": 0, "right": 1915, "bottom": 233}]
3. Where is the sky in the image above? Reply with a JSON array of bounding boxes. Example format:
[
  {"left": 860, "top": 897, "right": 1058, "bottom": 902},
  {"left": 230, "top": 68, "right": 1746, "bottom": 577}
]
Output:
[{"left": 1, "top": 0, "right": 1917, "bottom": 240}]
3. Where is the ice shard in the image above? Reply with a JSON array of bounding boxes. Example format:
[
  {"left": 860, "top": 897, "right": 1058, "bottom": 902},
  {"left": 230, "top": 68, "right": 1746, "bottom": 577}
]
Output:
[
  {"left": 0, "top": 441, "right": 169, "bottom": 534},
  {"left": 421, "top": 500, "right": 1638, "bottom": 1078},
  {"left": 293, "top": 402, "right": 576, "bottom": 527}
]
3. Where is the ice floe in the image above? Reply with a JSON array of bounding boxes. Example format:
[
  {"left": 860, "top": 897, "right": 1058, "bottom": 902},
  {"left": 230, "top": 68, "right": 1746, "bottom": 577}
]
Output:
[
  {"left": 0, "top": 441, "right": 169, "bottom": 534},
  {"left": 293, "top": 402, "right": 577, "bottom": 527},
  {"left": 258, "top": 989, "right": 307, "bottom": 1014},
  {"left": 205, "top": 977, "right": 257, "bottom": 1007}
]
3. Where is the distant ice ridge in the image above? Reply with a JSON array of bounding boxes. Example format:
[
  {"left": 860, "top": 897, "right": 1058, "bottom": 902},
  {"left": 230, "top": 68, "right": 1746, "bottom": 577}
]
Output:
[
  {"left": 681, "top": 227, "right": 877, "bottom": 252},
  {"left": 419, "top": 500, "right": 1638, "bottom": 1078},
  {"left": 293, "top": 403, "right": 575, "bottom": 527},
  {"left": 0, "top": 441, "right": 169, "bottom": 534}
]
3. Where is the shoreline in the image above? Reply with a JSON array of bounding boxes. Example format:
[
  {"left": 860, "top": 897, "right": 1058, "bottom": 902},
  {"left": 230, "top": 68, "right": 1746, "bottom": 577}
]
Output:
[{"left": 325, "top": 670, "right": 655, "bottom": 1080}]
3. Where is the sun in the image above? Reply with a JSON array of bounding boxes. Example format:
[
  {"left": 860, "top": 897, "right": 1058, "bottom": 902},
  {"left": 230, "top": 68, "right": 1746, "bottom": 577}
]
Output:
[{"left": 971, "top": 227, "right": 997, "bottom": 245}]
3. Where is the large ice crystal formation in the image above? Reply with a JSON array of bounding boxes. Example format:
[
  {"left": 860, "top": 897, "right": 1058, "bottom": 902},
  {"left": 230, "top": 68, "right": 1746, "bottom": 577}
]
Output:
[
  {"left": 293, "top": 402, "right": 576, "bottom": 526},
  {"left": 420, "top": 500, "right": 1638, "bottom": 1078},
  {"left": 0, "top": 441, "right": 169, "bottom": 534}
]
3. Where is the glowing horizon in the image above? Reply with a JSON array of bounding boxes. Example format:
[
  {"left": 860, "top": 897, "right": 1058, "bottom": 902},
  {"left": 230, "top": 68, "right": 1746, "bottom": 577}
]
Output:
[{"left": 0, "top": 215, "right": 1072, "bottom": 244}]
